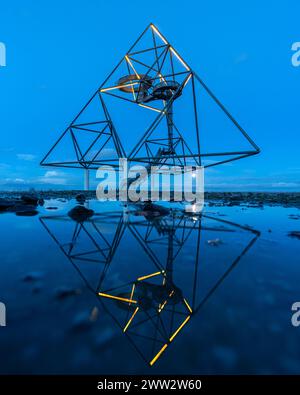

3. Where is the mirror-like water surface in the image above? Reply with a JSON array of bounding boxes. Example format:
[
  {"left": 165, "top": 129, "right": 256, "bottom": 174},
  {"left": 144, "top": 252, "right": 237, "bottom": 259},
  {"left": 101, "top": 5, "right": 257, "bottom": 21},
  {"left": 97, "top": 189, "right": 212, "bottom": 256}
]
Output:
[{"left": 0, "top": 199, "right": 299, "bottom": 374}]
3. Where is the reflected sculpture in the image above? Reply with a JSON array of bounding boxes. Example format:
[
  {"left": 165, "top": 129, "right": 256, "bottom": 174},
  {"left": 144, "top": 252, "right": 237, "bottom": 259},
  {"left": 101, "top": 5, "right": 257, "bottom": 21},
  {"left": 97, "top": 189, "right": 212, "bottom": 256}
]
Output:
[{"left": 40, "top": 207, "right": 260, "bottom": 366}]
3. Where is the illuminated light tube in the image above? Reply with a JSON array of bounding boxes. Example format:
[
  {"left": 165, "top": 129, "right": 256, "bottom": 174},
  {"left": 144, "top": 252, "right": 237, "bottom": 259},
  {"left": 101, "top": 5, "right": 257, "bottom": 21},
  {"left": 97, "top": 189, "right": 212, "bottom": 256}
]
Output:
[
  {"left": 170, "top": 47, "right": 190, "bottom": 71},
  {"left": 150, "top": 24, "right": 168, "bottom": 45},
  {"left": 169, "top": 316, "right": 191, "bottom": 342},
  {"left": 123, "top": 307, "right": 139, "bottom": 332},
  {"left": 149, "top": 343, "right": 168, "bottom": 366},
  {"left": 125, "top": 55, "right": 140, "bottom": 79},
  {"left": 183, "top": 298, "right": 193, "bottom": 313},
  {"left": 183, "top": 73, "right": 192, "bottom": 88},
  {"left": 129, "top": 284, "right": 136, "bottom": 305},
  {"left": 138, "top": 103, "right": 162, "bottom": 113},
  {"left": 100, "top": 82, "right": 139, "bottom": 92},
  {"left": 98, "top": 292, "right": 137, "bottom": 304},
  {"left": 158, "top": 300, "right": 167, "bottom": 313},
  {"left": 137, "top": 271, "right": 164, "bottom": 281},
  {"left": 130, "top": 85, "right": 136, "bottom": 101},
  {"left": 158, "top": 291, "right": 174, "bottom": 313},
  {"left": 158, "top": 73, "right": 167, "bottom": 84}
]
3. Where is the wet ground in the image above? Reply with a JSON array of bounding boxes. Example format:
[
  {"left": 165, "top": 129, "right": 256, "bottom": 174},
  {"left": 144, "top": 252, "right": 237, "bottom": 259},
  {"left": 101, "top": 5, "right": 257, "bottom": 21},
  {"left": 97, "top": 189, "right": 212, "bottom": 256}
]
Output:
[{"left": 0, "top": 197, "right": 299, "bottom": 374}]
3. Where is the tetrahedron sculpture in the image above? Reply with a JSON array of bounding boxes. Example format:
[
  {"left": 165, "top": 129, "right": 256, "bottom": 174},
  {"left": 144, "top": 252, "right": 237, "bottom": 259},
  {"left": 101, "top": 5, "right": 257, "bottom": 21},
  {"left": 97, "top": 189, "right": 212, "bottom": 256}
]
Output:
[{"left": 41, "top": 23, "right": 259, "bottom": 170}]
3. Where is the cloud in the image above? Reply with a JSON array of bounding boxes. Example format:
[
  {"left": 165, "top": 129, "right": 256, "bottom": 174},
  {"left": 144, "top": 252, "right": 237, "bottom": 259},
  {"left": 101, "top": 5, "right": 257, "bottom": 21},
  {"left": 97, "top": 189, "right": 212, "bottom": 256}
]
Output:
[
  {"left": 38, "top": 177, "right": 68, "bottom": 185},
  {"left": 205, "top": 172, "right": 300, "bottom": 191},
  {"left": 38, "top": 170, "right": 67, "bottom": 185},
  {"left": 271, "top": 182, "right": 299, "bottom": 188},
  {"left": 0, "top": 177, "right": 27, "bottom": 185},
  {"left": 17, "top": 154, "right": 36, "bottom": 161},
  {"left": 44, "top": 170, "right": 60, "bottom": 177}
]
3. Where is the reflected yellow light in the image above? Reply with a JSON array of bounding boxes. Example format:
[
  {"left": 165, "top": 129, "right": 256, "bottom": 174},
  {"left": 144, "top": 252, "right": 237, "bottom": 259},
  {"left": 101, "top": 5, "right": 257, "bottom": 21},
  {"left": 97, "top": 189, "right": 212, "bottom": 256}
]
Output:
[
  {"left": 170, "top": 47, "right": 190, "bottom": 71},
  {"left": 169, "top": 316, "right": 191, "bottom": 342},
  {"left": 149, "top": 343, "right": 168, "bottom": 366},
  {"left": 137, "top": 271, "right": 164, "bottom": 281},
  {"left": 183, "top": 298, "right": 193, "bottom": 313},
  {"left": 150, "top": 24, "right": 168, "bottom": 45},
  {"left": 158, "top": 300, "right": 167, "bottom": 313},
  {"left": 100, "top": 82, "right": 139, "bottom": 92},
  {"left": 123, "top": 307, "right": 139, "bottom": 332},
  {"left": 129, "top": 284, "right": 136, "bottom": 305},
  {"left": 125, "top": 55, "right": 140, "bottom": 79},
  {"left": 98, "top": 292, "right": 137, "bottom": 304},
  {"left": 138, "top": 103, "right": 162, "bottom": 113},
  {"left": 158, "top": 290, "right": 174, "bottom": 313}
]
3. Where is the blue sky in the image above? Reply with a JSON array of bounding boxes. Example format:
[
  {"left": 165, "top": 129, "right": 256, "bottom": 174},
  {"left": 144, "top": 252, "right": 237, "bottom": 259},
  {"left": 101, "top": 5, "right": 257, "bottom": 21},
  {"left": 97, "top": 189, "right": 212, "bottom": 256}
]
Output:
[{"left": 0, "top": 0, "right": 299, "bottom": 191}]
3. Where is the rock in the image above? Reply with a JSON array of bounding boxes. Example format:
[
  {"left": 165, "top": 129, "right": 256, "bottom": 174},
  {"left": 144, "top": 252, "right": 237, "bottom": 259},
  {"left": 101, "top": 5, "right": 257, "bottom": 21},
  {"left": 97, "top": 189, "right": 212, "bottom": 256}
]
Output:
[
  {"left": 289, "top": 214, "right": 300, "bottom": 220},
  {"left": 8, "top": 204, "right": 36, "bottom": 212},
  {"left": 142, "top": 202, "right": 170, "bottom": 217},
  {"left": 288, "top": 231, "right": 300, "bottom": 240},
  {"left": 68, "top": 205, "right": 94, "bottom": 222},
  {"left": 54, "top": 287, "right": 81, "bottom": 300},
  {"left": 0, "top": 199, "right": 19, "bottom": 211},
  {"left": 75, "top": 193, "right": 86, "bottom": 204},
  {"left": 0, "top": 197, "right": 40, "bottom": 215},
  {"left": 207, "top": 238, "right": 223, "bottom": 246},
  {"left": 22, "top": 272, "right": 44, "bottom": 282},
  {"left": 20, "top": 194, "right": 39, "bottom": 205},
  {"left": 15, "top": 210, "right": 38, "bottom": 216}
]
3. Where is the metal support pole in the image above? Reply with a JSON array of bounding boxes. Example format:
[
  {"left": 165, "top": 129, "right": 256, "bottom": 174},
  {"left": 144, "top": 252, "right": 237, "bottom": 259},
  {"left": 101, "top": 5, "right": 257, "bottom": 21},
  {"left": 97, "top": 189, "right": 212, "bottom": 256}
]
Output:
[
  {"left": 166, "top": 102, "right": 174, "bottom": 153},
  {"left": 84, "top": 169, "right": 89, "bottom": 191}
]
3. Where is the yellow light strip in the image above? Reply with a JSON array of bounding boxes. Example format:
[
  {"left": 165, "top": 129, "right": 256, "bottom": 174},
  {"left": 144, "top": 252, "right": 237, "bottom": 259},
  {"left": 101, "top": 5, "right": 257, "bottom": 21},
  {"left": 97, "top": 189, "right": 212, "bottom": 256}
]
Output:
[
  {"left": 100, "top": 82, "right": 139, "bottom": 92},
  {"left": 170, "top": 47, "right": 190, "bottom": 71},
  {"left": 158, "top": 300, "right": 168, "bottom": 313},
  {"left": 129, "top": 284, "right": 136, "bottom": 306},
  {"left": 138, "top": 103, "right": 162, "bottom": 113},
  {"left": 98, "top": 292, "right": 137, "bottom": 304},
  {"left": 125, "top": 55, "right": 140, "bottom": 79},
  {"left": 183, "top": 298, "right": 193, "bottom": 313},
  {"left": 169, "top": 316, "right": 191, "bottom": 342},
  {"left": 158, "top": 291, "right": 174, "bottom": 313},
  {"left": 150, "top": 24, "right": 168, "bottom": 45},
  {"left": 149, "top": 343, "right": 168, "bottom": 366},
  {"left": 130, "top": 82, "right": 136, "bottom": 101},
  {"left": 123, "top": 306, "right": 139, "bottom": 332},
  {"left": 159, "top": 73, "right": 167, "bottom": 84},
  {"left": 137, "top": 271, "right": 164, "bottom": 281}
]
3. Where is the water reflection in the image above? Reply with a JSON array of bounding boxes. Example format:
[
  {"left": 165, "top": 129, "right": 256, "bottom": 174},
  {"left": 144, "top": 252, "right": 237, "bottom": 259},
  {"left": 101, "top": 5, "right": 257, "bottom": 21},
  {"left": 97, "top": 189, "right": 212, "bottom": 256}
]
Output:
[{"left": 40, "top": 207, "right": 259, "bottom": 366}]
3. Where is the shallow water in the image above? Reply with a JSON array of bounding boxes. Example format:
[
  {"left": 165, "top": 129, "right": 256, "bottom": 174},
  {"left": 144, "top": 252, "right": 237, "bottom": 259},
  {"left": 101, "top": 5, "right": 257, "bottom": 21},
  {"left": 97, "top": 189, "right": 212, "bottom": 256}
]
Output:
[{"left": 0, "top": 199, "right": 299, "bottom": 374}]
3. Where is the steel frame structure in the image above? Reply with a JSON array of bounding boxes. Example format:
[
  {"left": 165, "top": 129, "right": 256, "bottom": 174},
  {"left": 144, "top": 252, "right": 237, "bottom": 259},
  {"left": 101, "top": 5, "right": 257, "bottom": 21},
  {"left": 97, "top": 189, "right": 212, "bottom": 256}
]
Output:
[{"left": 40, "top": 23, "right": 260, "bottom": 171}]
